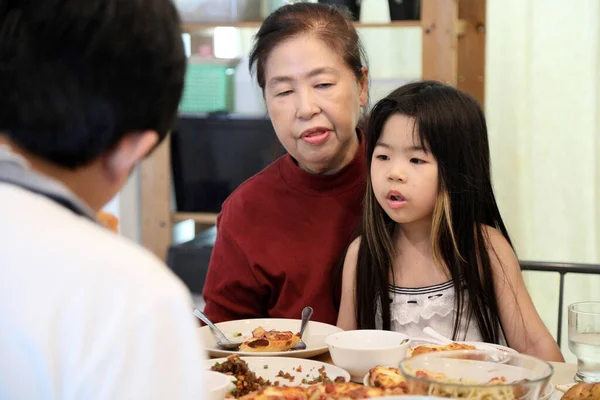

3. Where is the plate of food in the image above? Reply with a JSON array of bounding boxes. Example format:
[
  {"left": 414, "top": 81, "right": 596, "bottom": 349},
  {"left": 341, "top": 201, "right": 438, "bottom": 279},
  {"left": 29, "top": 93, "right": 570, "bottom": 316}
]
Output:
[
  {"left": 206, "top": 355, "right": 350, "bottom": 398},
  {"left": 238, "top": 384, "right": 443, "bottom": 400},
  {"left": 199, "top": 318, "right": 342, "bottom": 358},
  {"left": 206, "top": 355, "right": 447, "bottom": 399}
]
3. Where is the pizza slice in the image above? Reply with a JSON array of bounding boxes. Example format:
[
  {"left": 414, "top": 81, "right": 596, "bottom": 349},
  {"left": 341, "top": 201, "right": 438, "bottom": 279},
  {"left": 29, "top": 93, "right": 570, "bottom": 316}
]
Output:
[
  {"left": 239, "top": 326, "right": 301, "bottom": 352},
  {"left": 307, "top": 382, "right": 388, "bottom": 399},
  {"left": 239, "top": 386, "right": 308, "bottom": 400},
  {"left": 240, "top": 381, "right": 391, "bottom": 400},
  {"left": 409, "top": 342, "right": 476, "bottom": 357},
  {"left": 367, "top": 366, "right": 409, "bottom": 394},
  {"left": 561, "top": 382, "right": 600, "bottom": 400}
]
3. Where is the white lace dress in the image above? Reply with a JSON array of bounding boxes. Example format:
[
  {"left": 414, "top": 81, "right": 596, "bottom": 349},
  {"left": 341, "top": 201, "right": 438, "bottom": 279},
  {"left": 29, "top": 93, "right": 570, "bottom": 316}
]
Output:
[{"left": 377, "top": 280, "right": 485, "bottom": 342}]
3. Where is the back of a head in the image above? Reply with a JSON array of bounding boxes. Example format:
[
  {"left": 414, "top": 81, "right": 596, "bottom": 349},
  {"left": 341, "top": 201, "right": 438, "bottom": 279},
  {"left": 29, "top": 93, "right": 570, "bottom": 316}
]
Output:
[
  {"left": 249, "top": 2, "right": 368, "bottom": 90},
  {"left": 0, "top": 0, "right": 186, "bottom": 169}
]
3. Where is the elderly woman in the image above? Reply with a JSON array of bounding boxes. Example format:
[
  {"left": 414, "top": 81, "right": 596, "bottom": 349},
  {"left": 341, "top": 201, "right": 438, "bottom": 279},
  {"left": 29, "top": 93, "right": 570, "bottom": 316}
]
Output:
[{"left": 202, "top": 3, "right": 369, "bottom": 324}]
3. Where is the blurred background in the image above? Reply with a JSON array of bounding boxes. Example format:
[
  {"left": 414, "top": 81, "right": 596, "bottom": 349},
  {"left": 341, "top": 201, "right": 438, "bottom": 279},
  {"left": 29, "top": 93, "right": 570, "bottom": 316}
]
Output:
[{"left": 102, "top": 0, "right": 600, "bottom": 362}]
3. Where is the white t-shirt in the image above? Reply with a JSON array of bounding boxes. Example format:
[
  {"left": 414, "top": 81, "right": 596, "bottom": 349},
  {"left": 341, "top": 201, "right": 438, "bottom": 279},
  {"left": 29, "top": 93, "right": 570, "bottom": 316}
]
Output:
[{"left": 0, "top": 183, "right": 206, "bottom": 400}]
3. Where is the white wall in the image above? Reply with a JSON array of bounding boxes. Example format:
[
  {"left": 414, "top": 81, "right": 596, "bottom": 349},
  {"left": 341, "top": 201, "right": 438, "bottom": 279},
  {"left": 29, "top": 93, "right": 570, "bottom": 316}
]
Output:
[{"left": 486, "top": 0, "right": 600, "bottom": 361}]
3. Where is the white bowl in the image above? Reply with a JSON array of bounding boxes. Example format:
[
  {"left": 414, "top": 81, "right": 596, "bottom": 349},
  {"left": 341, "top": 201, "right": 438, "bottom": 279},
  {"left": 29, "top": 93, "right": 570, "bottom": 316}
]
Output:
[
  {"left": 204, "top": 370, "right": 234, "bottom": 400},
  {"left": 325, "top": 330, "right": 411, "bottom": 382}
]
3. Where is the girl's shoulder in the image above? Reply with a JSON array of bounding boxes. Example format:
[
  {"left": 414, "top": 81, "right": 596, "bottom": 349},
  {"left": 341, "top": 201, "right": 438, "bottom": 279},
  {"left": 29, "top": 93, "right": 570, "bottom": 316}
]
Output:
[
  {"left": 480, "top": 224, "right": 518, "bottom": 271},
  {"left": 342, "top": 236, "right": 362, "bottom": 273},
  {"left": 348, "top": 236, "right": 362, "bottom": 255},
  {"left": 481, "top": 225, "right": 513, "bottom": 254}
]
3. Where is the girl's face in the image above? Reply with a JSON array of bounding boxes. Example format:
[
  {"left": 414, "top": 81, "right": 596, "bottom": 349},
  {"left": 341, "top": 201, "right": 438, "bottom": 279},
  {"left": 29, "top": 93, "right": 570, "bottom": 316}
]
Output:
[
  {"left": 370, "top": 114, "right": 439, "bottom": 226},
  {"left": 263, "top": 34, "right": 368, "bottom": 174}
]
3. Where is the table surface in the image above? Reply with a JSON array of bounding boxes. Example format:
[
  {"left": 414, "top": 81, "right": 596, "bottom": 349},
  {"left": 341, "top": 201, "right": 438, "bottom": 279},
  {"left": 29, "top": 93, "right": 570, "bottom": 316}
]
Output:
[{"left": 548, "top": 361, "right": 577, "bottom": 385}]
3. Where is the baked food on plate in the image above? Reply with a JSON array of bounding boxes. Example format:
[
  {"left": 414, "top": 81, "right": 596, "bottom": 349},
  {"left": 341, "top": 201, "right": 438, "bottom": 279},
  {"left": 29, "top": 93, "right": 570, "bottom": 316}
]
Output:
[
  {"left": 239, "top": 326, "right": 301, "bottom": 352},
  {"left": 367, "top": 366, "right": 409, "bottom": 394},
  {"left": 410, "top": 342, "right": 476, "bottom": 357},
  {"left": 240, "top": 382, "right": 387, "bottom": 400},
  {"left": 561, "top": 382, "right": 600, "bottom": 400}
]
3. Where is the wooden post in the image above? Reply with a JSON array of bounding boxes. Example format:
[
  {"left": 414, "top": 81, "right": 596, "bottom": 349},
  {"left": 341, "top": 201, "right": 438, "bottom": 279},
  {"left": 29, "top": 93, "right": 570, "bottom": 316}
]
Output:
[
  {"left": 457, "top": 0, "right": 486, "bottom": 106},
  {"left": 421, "top": 0, "right": 459, "bottom": 85},
  {"left": 421, "top": 0, "right": 486, "bottom": 107},
  {"left": 140, "top": 137, "right": 172, "bottom": 261}
]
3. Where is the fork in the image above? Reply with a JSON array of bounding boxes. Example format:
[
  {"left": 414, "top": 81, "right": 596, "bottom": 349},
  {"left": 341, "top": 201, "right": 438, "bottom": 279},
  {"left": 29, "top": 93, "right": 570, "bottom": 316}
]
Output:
[
  {"left": 292, "top": 306, "right": 313, "bottom": 350},
  {"left": 193, "top": 309, "right": 243, "bottom": 350}
]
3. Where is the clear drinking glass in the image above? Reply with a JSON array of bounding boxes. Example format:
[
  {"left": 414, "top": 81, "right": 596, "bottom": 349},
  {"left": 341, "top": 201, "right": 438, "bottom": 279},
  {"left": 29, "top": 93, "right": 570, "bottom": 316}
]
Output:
[{"left": 568, "top": 301, "right": 600, "bottom": 382}]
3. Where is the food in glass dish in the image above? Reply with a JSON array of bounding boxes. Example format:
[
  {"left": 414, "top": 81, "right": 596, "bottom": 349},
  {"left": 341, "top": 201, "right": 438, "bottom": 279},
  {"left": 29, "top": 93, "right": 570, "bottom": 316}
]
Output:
[{"left": 399, "top": 349, "right": 553, "bottom": 400}]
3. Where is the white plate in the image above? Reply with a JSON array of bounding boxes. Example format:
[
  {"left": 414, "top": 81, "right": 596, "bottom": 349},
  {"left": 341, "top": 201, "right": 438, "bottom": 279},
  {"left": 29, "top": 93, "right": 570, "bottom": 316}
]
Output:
[
  {"left": 206, "top": 356, "right": 350, "bottom": 387},
  {"left": 555, "top": 382, "right": 576, "bottom": 393},
  {"left": 199, "top": 318, "right": 343, "bottom": 358},
  {"left": 539, "top": 381, "right": 554, "bottom": 400}
]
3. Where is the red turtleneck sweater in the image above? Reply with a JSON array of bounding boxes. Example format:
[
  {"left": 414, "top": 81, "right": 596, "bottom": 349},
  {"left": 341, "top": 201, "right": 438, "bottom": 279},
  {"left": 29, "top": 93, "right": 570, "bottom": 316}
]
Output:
[{"left": 202, "top": 138, "right": 366, "bottom": 325}]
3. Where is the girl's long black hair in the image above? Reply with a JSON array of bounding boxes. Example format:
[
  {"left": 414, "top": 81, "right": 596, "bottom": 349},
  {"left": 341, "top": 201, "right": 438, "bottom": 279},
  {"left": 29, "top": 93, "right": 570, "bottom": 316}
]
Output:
[{"left": 355, "top": 81, "right": 513, "bottom": 344}]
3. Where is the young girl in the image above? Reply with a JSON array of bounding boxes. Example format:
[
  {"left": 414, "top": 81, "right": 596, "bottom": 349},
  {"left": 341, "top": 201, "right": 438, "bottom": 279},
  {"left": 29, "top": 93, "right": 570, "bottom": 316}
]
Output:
[{"left": 337, "top": 81, "right": 564, "bottom": 361}]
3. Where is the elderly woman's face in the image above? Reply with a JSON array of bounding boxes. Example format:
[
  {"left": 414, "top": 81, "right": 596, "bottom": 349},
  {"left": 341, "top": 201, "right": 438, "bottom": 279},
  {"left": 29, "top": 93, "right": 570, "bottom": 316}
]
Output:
[{"left": 263, "top": 34, "right": 368, "bottom": 174}]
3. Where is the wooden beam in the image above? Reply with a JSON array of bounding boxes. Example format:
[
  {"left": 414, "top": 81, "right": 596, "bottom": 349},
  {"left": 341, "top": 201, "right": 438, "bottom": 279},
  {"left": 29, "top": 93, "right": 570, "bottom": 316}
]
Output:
[
  {"left": 140, "top": 137, "right": 172, "bottom": 261},
  {"left": 172, "top": 212, "right": 219, "bottom": 224},
  {"left": 421, "top": 0, "right": 459, "bottom": 85},
  {"left": 457, "top": 0, "right": 486, "bottom": 106}
]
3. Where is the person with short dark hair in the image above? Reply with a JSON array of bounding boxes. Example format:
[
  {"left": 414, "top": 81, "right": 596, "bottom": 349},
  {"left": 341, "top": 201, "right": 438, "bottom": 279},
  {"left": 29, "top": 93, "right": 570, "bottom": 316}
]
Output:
[{"left": 0, "top": 0, "right": 207, "bottom": 397}]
